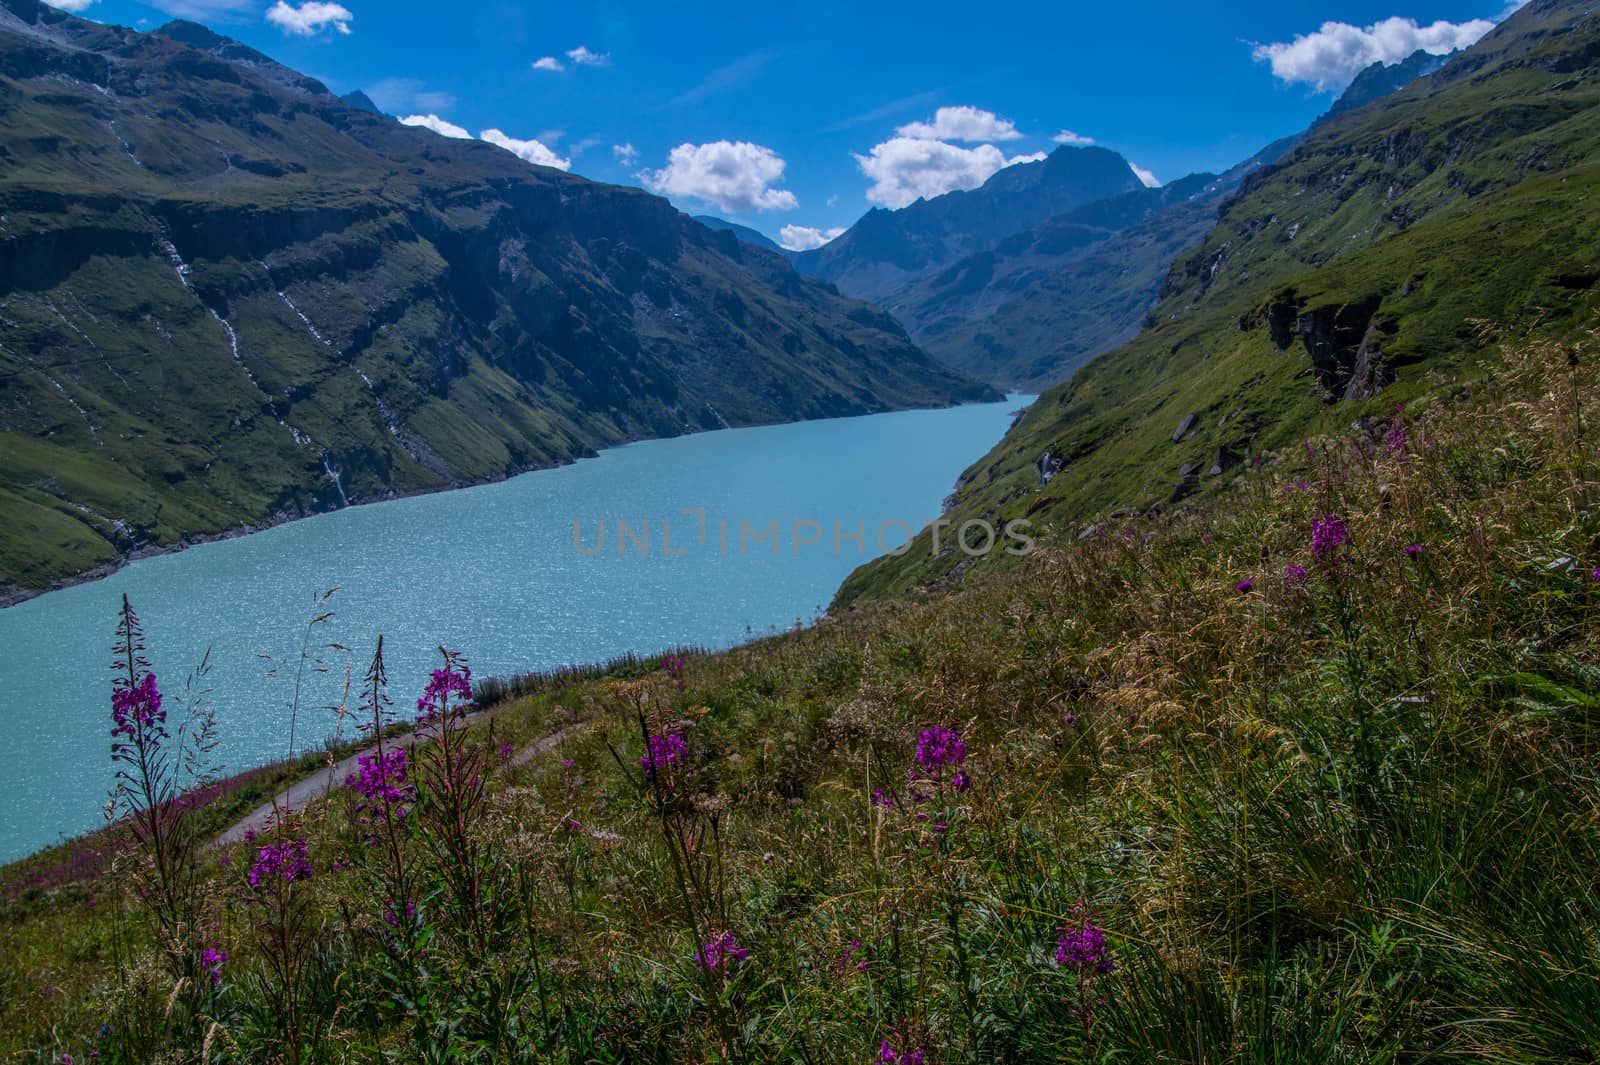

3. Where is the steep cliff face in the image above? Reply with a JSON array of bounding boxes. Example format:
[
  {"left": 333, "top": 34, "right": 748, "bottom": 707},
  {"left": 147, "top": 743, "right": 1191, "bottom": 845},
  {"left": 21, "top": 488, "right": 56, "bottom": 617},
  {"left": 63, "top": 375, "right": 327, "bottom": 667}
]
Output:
[{"left": 0, "top": 1, "right": 994, "bottom": 593}]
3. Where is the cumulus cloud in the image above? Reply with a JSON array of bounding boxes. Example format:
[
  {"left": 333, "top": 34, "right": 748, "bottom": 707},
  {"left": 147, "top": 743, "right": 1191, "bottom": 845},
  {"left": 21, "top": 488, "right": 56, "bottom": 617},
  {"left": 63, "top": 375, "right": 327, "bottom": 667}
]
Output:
[
  {"left": 613, "top": 143, "right": 639, "bottom": 165},
  {"left": 854, "top": 137, "right": 1045, "bottom": 208},
  {"left": 1052, "top": 129, "right": 1095, "bottom": 146},
  {"left": 51, "top": 0, "right": 97, "bottom": 11},
  {"left": 897, "top": 105, "right": 1023, "bottom": 142},
  {"left": 1252, "top": 16, "right": 1495, "bottom": 92},
  {"left": 641, "top": 141, "right": 799, "bottom": 213},
  {"left": 481, "top": 129, "right": 571, "bottom": 171},
  {"left": 778, "top": 225, "right": 847, "bottom": 252},
  {"left": 399, "top": 117, "right": 572, "bottom": 171},
  {"left": 400, "top": 114, "right": 471, "bottom": 140},
  {"left": 566, "top": 45, "right": 610, "bottom": 67},
  {"left": 1130, "top": 163, "right": 1161, "bottom": 188},
  {"left": 265, "top": 0, "right": 353, "bottom": 35},
  {"left": 532, "top": 56, "right": 564, "bottom": 72}
]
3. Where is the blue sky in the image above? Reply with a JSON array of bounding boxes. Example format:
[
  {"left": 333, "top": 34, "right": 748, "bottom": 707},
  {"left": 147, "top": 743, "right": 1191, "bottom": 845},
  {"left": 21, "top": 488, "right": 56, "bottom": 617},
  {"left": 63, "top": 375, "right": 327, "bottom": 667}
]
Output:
[{"left": 60, "top": 0, "right": 1517, "bottom": 248}]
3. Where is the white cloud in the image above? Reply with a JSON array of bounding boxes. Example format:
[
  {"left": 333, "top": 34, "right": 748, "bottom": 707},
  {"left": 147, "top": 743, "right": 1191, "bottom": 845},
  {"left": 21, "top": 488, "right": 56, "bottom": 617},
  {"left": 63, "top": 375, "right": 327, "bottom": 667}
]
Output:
[
  {"left": 480, "top": 129, "right": 571, "bottom": 171},
  {"left": 612, "top": 143, "right": 639, "bottom": 165},
  {"left": 1052, "top": 129, "right": 1095, "bottom": 146},
  {"left": 1252, "top": 16, "right": 1495, "bottom": 93},
  {"left": 641, "top": 141, "right": 799, "bottom": 213},
  {"left": 1130, "top": 163, "right": 1161, "bottom": 188},
  {"left": 897, "top": 105, "right": 1023, "bottom": 142},
  {"left": 532, "top": 56, "right": 564, "bottom": 72},
  {"left": 566, "top": 45, "right": 610, "bottom": 67},
  {"left": 265, "top": 0, "right": 353, "bottom": 35},
  {"left": 778, "top": 225, "right": 847, "bottom": 252},
  {"left": 400, "top": 114, "right": 471, "bottom": 140},
  {"left": 51, "top": 0, "right": 98, "bottom": 11},
  {"left": 854, "top": 137, "right": 1045, "bottom": 208}
]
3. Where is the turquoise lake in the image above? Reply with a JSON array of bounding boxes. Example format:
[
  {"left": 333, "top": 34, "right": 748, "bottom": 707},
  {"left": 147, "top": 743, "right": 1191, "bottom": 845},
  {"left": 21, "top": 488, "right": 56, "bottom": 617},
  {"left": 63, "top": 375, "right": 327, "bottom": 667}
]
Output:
[{"left": 0, "top": 397, "right": 1029, "bottom": 862}]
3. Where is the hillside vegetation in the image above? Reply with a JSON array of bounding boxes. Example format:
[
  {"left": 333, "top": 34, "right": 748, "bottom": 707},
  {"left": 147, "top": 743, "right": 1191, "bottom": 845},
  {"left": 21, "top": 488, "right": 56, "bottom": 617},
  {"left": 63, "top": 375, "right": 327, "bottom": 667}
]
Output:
[
  {"left": 841, "top": 0, "right": 1600, "bottom": 603},
  {"left": 4, "top": 321, "right": 1600, "bottom": 1062},
  {"left": 0, "top": 0, "right": 990, "bottom": 596}
]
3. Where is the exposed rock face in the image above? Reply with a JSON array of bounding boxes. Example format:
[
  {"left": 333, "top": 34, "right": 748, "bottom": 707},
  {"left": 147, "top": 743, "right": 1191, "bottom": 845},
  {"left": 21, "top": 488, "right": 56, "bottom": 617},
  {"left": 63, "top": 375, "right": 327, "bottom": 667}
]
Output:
[
  {"left": 1294, "top": 297, "right": 1389, "bottom": 401},
  {"left": 0, "top": 4, "right": 994, "bottom": 588}
]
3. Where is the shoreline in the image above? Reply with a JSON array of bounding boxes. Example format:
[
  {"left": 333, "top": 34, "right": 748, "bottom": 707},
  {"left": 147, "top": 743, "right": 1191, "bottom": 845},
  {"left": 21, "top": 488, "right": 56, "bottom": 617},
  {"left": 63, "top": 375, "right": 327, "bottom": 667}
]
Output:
[{"left": 0, "top": 393, "right": 1008, "bottom": 611}]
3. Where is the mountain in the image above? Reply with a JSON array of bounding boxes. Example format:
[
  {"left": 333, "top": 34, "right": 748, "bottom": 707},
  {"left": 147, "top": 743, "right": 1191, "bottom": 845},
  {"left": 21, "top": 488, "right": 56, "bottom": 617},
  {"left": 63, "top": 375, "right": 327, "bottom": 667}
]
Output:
[
  {"left": 888, "top": 140, "right": 1304, "bottom": 389},
  {"left": 840, "top": 0, "right": 1600, "bottom": 603},
  {"left": 692, "top": 215, "right": 786, "bottom": 255},
  {"left": 339, "top": 89, "right": 383, "bottom": 116},
  {"left": 1319, "top": 49, "right": 1452, "bottom": 124},
  {"left": 790, "top": 146, "right": 1144, "bottom": 305},
  {"left": 808, "top": 59, "right": 1444, "bottom": 393},
  {"left": 0, "top": 0, "right": 995, "bottom": 596}
]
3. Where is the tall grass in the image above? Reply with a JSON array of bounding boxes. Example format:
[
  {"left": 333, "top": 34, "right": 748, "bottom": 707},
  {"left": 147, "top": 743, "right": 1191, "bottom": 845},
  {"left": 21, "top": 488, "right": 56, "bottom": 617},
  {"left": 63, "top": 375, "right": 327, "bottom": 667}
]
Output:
[{"left": 5, "top": 334, "right": 1600, "bottom": 1061}]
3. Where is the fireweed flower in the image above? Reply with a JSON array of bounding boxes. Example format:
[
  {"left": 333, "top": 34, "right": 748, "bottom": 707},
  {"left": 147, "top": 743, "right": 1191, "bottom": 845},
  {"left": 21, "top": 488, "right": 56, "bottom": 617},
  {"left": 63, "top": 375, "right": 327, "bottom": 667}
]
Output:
[
  {"left": 1405, "top": 544, "right": 1423, "bottom": 559},
  {"left": 915, "top": 726, "right": 966, "bottom": 768},
  {"left": 1055, "top": 917, "right": 1115, "bottom": 975},
  {"left": 1235, "top": 579, "right": 1255, "bottom": 593},
  {"left": 879, "top": 1031, "right": 926, "bottom": 1065},
  {"left": 111, "top": 671, "right": 165, "bottom": 747},
  {"left": 200, "top": 946, "right": 227, "bottom": 986},
  {"left": 1311, "top": 515, "right": 1351, "bottom": 560},
  {"left": 1283, "top": 563, "right": 1309, "bottom": 587},
  {"left": 346, "top": 747, "right": 414, "bottom": 821},
  {"left": 639, "top": 731, "right": 687, "bottom": 775},
  {"left": 248, "top": 837, "right": 312, "bottom": 888},
  {"left": 696, "top": 931, "right": 748, "bottom": 972},
  {"left": 417, "top": 662, "right": 473, "bottom": 721}
]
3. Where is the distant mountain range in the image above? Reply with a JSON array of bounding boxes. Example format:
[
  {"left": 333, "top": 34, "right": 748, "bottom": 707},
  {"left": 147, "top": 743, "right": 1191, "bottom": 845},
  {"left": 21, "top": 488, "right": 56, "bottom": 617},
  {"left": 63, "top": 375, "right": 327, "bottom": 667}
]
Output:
[
  {"left": 790, "top": 146, "right": 1143, "bottom": 307},
  {"left": 712, "top": 60, "right": 1445, "bottom": 391},
  {"left": 0, "top": 0, "right": 993, "bottom": 595},
  {"left": 842, "top": 0, "right": 1600, "bottom": 602}
]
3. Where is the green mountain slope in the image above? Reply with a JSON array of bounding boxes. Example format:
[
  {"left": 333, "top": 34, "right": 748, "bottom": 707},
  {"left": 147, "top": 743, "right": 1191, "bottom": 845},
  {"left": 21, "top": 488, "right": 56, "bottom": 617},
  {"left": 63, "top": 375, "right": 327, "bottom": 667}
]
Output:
[
  {"left": 0, "top": 1, "right": 994, "bottom": 597},
  {"left": 840, "top": 0, "right": 1600, "bottom": 603}
]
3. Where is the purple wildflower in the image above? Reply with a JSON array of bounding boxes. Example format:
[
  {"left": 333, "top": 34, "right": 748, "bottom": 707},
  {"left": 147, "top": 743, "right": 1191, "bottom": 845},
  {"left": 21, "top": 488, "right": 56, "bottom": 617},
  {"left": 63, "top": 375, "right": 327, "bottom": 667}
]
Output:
[
  {"left": 915, "top": 726, "right": 967, "bottom": 768},
  {"left": 1283, "top": 563, "right": 1309, "bottom": 587},
  {"left": 1385, "top": 424, "right": 1409, "bottom": 459},
  {"left": 417, "top": 662, "right": 473, "bottom": 720},
  {"left": 346, "top": 747, "right": 414, "bottom": 821},
  {"left": 1404, "top": 544, "right": 1422, "bottom": 559},
  {"left": 1311, "top": 515, "right": 1350, "bottom": 560},
  {"left": 248, "top": 837, "right": 312, "bottom": 888},
  {"left": 696, "top": 931, "right": 748, "bottom": 972},
  {"left": 200, "top": 946, "right": 227, "bottom": 986},
  {"left": 879, "top": 1032, "right": 926, "bottom": 1065},
  {"left": 640, "top": 732, "right": 688, "bottom": 775},
  {"left": 498, "top": 743, "right": 514, "bottom": 760},
  {"left": 1055, "top": 917, "right": 1115, "bottom": 975},
  {"left": 111, "top": 672, "right": 165, "bottom": 747},
  {"left": 1235, "top": 579, "right": 1254, "bottom": 593},
  {"left": 661, "top": 654, "right": 688, "bottom": 679}
]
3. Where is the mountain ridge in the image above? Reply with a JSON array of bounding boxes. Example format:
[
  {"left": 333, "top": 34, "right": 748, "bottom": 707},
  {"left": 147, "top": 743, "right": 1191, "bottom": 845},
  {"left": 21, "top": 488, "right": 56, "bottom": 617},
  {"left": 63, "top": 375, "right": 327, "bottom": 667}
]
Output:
[
  {"left": 839, "top": 0, "right": 1600, "bottom": 602},
  {"left": 0, "top": 0, "right": 995, "bottom": 596}
]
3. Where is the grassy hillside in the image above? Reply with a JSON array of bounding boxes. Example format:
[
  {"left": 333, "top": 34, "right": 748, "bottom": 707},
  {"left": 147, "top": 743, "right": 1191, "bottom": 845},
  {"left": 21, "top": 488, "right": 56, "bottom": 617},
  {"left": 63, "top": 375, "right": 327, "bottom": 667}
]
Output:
[
  {"left": 839, "top": 0, "right": 1600, "bottom": 603},
  {"left": 4, "top": 324, "right": 1600, "bottom": 1062},
  {"left": 0, "top": 3, "right": 992, "bottom": 596}
]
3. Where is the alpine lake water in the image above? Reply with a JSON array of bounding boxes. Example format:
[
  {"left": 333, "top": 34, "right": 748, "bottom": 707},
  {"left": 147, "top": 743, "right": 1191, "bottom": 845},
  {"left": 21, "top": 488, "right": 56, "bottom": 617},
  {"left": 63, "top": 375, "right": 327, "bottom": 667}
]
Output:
[{"left": 0, "top": 396, "right": 1030, "bottom": 863}]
